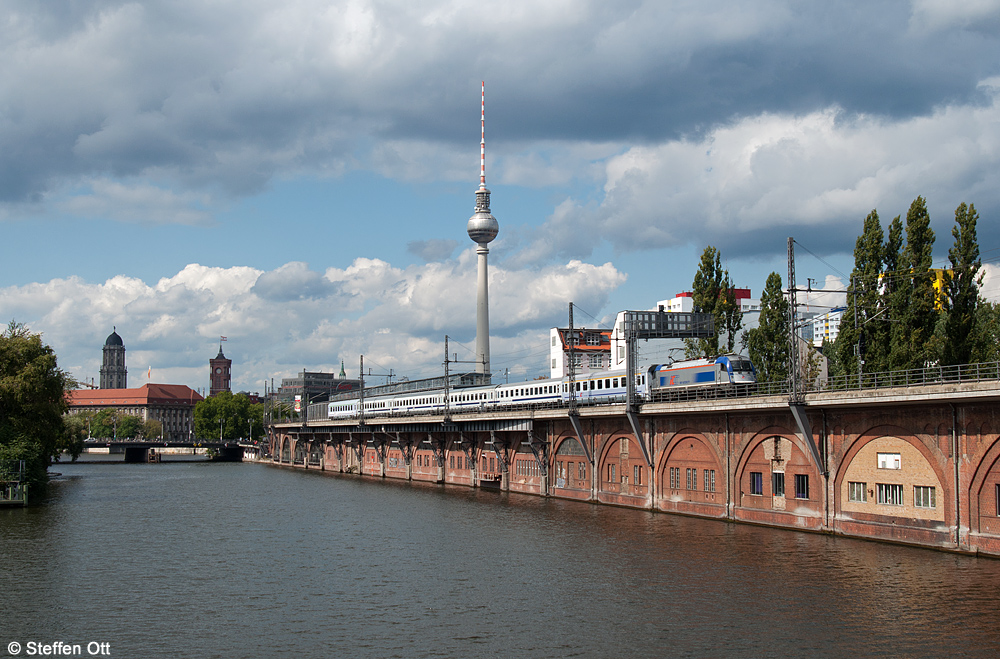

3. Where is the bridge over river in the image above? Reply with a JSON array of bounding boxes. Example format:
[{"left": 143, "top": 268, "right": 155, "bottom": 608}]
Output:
[
  {"left": 86, "top": 441, "right": 249, "bottom": 463},
  {"left": 270, "top": 362, "right": 1000, "bottom": 557}
]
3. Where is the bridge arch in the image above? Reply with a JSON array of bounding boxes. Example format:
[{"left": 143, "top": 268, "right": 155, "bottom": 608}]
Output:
[
  {"left": 309, "top": 441, "right": 324, "bottom": 468},
  {"left": 657, "top": 430, "right": 724, "bottom": 509},
  {"left": 552, "top": 434, "right": 589, "bottom": 492},
  {"left": 835, "top": 425, "right": 949, "bottom": 525},
  {"left": 967, "top": 435, "right": 1000, "bottom": 537},
  {"left": 280, "top": 436, "right": 291, "bottom": 463},
  {"left": 293, "top": 440, "right": 306, "bottom": 466},
  {"left": 735, "top": 427, "right": 818, "bottom": 516},
  {"left": 597, "top": 433, "right": 647, "bottom": 498}
]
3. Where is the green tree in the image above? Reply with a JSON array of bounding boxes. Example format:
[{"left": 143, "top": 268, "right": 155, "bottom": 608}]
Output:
[
  {"left": 687, "top": 246, "right": 743, "bottom": 357},
  {"left": 836, "top": 210, "right": 885, "bottom": 377},
  {"left": 89, "top": 409, "right": 141, "bottom": 439},
  {"left": 141, "top": 418, "right": 163, "bottom": 440},
  {"left": 59, "top": 415, "right": 87, "bottom": 461},
  {"left": 195, "top": 391, "right": 262, "bottom": 441},
  {"left": 970, "top": 301, "right": 1000, "bottom": 363},
  {"left": 743, "top": 272, "right": 789, "bottom": 383},
  {"left": 889, "top": 197, "right": 937, "bottom": 369},
  {"left": 876, "top": 214, "right": 904, "bottom": 372},
  {"left": 942, "top": 202, "right": 982, "bottom": 365},
  {"left": 0, "top": 321, "right": 73, "bottom": 495},
  {"left": 719, "top": 272, "right": 744, "bottom": 353}
]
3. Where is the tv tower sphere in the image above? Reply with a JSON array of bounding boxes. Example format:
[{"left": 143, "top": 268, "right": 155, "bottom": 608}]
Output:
[{"left": 467, "top": 198, "right": 499, "bottom": 244}]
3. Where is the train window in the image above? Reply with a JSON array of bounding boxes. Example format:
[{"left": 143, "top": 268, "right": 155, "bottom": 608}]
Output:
[
  {"left": 596, "top": 380, "right": 602, "bottom": 390},
  {"left": 605, "top": 379, "right": 611, "bottom": 388}
]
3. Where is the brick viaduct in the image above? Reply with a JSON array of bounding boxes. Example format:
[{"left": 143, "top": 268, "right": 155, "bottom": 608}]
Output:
[{"left": 270, "top": 381, "right": 1000, "bottom": 556}]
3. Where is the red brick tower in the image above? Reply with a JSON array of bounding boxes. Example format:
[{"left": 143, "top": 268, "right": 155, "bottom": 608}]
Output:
[{"left": 209, "top": 339, "right": 232, "bottom": 396}]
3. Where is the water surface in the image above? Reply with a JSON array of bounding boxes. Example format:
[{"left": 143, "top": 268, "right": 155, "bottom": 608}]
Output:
[{"left": 2, "top": 458, "right": 999, "bottom": 658}]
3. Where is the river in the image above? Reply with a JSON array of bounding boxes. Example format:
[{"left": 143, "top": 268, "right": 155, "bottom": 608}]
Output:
[{"left": 2, "top": 456, "right": 999, "bottom": 658}]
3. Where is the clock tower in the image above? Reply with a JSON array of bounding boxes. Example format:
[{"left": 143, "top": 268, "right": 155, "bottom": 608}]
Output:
[{"left": 209, "top": 340, "right": 232, "bottom": 396}]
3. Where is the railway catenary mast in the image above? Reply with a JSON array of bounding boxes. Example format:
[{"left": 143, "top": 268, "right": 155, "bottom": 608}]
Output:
[{"left": 467, "top": 81, "right": 499, "bottom": 379}]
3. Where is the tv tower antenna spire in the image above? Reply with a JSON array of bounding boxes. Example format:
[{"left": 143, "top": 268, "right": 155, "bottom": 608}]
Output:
[
  {"left": 467, "top": 81, "right": 499, "bottom": 380},
  {"left": 480, "top": 81, "right": 487, "bottom": 189}
]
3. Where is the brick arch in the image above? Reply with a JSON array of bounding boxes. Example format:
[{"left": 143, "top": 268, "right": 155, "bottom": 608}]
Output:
[
  {"left": 835, "top": 424, "right": 949, "bottom": 492},
  {"left": 280, "top": 436, "right": 291, "bottom": 463},
  {"left": 968, "top": 436, "right": 1000, "bottom": 535},
  {"left": 597, "top": 432, "right": 647, "bottom": 497},
  {"left": 553, "top": 433, "right": 588, "bottom": 459},
  {"left": 657, "top": 430, "right": 724, "bottom": 506},
  {"left": 552, "top": 433, "right": 589, "bottom": 493},
  {"left": 309, "top": 441, "right": 324, "bottom": 467},
  {"left": 734, "top": 426, "right": 818, "bottom": 514},
  {"left": 293, "top": 439, "right": 306, "bottom": 465},
  {"left": 835, "top": 424, "right": 951, "bottom": 525},
  {"left": 734, "top": 426, "right": 807, "bottom": 482}
]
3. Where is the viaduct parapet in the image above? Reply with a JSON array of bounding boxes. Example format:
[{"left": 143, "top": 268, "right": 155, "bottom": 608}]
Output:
[{"left": 269, "top": 381, "right": 1000, "bottom": 556}]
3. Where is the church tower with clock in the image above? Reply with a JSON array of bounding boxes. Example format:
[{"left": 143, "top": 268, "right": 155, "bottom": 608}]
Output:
[{"left": 209, "top": 339, "right": 232, "bottom": 396}]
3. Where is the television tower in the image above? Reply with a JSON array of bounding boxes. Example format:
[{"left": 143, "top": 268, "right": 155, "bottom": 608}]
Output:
[{"left": 467, "top": 81, "right": 499, "bottom": 379}]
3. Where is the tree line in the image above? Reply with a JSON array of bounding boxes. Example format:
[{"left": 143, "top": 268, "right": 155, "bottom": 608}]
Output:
[
  {"left": 829, "top": 197, "right": 994, "bottom": 377},
  {"left": 689, "top": 197, "right": 996, "bottom": 385}
]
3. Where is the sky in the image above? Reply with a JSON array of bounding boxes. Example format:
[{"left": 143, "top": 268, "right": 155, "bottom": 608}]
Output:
[{"left": 3, "top": 0, "right": 1000, "bottom": 393}]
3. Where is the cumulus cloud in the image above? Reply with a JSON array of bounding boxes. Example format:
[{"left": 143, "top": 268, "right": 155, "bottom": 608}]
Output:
[
  {"left": 0, "top": 256, "right": 625, "bottom": 391},
  {"left": 252, "top": 262, "right": 341, "bottom": 301},
  {"left": 58, "top": 178, "right": 214, "bottom": 225},
  {"left": 512, "top": 83, "right": 1000, "bottom": 265}
]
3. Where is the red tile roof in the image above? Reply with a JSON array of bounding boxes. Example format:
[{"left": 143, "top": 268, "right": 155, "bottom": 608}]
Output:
[{"left": 67, "top": 384, "right": 203, "bottom": 407}]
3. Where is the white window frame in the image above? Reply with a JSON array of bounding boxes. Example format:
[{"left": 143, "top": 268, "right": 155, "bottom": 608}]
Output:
[
  {"left": 914, "top": 485, "right": 936, "bottom": 509},
  {"left": 877, "top": 483, "right": 904, "bottom": 506},
  {"left": 878, "top": 452, "right": 901, "bottom": 470}
]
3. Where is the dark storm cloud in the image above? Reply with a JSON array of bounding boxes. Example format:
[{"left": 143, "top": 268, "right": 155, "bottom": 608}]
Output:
[
  {"left": 2, "top": 0, "right": 1000, "bottom": 271},
  {"left": 3, "top": 0, "right": 998, "bottom": 205}
]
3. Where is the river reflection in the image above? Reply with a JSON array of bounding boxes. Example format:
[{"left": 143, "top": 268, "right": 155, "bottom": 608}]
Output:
[{"left": 1, "top": 458, "right": 998, "bottom": 658}]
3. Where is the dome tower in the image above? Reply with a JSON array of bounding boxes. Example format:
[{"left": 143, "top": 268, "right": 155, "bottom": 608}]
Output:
[{"left": 99, "top": 327, "right": 127, "bottom": 389}]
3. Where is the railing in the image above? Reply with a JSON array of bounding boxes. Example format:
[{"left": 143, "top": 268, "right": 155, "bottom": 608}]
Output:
[
  {"left": 0, "top": 460, "right": 27, "bottom": 506},
  {"left": 819, "top": 361, "right": 1000, "bottom": 392},
  {"left": 300, "top": 360, "right": 1000, "bottom": 422}
]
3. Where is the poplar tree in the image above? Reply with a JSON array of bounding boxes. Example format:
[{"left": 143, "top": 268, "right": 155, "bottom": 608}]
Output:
[
  {"left": 877, "top": 214, "right": 904, "bottom": 372},
  {"left": 942, "top": 202, "right": 982, "bottom": 365},
  {"left": 719, "top": 271, "right": 744, "bottom": 353},
  {"left": 743, "top": 272, "right": 789, "bottom": 383},
  {"left": 970, "top": 302, "right": 1000, "bottom": 363},
  {"left": 889, "top": 197, "right": 937, "bottom": 369},
  {"left": 688, "top": 246, "right": 724, "bottom": 357},
  {"left": 836, "top": 210, "right": 884, "bottom": 376},
  {"left": 687, "top": 246, "right": 743, "bottom": 357}
]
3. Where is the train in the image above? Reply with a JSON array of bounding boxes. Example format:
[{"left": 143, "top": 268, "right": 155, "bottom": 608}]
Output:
[{"left": 327, "top": 354, "right": 756, "bottom": 419}]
